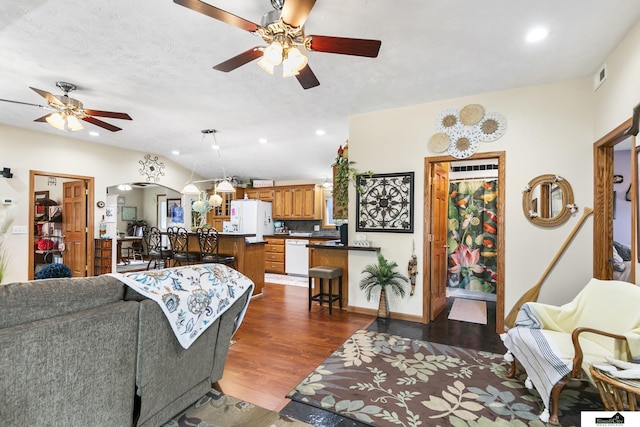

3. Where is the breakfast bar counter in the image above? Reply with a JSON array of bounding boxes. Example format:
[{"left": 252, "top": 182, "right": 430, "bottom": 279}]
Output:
[
  {"left": 219, "top": 234, "right": 265, "bottom": 295},
  {"left": 185, "top": 232, "right": 265, "bottom": 295},
  {"left": 306, "top": 241, "right": 380, "bottom": 311}
]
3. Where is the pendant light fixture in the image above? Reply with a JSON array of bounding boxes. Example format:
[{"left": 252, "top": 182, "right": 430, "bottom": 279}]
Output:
[
  {"left": 180, "top": 129, "right": 236, "bottom": 195},
  {"left": 208, "top": 129, "right": 236, "bottom": 193}
]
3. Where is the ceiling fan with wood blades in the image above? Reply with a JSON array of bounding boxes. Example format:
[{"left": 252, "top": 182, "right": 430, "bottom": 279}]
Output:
[
  {"left": 173, "top": 0, "right": 382, "bottom": 89},
  {"left": 0, "top": 81, "right": 132, "bottom": 132}
]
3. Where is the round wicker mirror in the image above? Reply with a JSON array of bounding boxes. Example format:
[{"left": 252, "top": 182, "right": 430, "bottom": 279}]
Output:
[{"left": 522, "top": 174, "right": 576, "bottom": 227}]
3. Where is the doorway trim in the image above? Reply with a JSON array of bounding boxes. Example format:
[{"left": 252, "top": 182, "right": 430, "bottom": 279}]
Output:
[
  {"left": 29, "top": 170, "right": 95, "bottom": 279},
  {"left": 423, "top": 151, "right": 505, "bottom": 333},
  {"left": 593, "top": 118, "right": 635, "bottom": 280}
]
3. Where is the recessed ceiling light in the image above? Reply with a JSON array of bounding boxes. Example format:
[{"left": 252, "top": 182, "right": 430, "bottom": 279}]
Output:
[
  {"left": 315, "top": 129, "right": 326, "bottom": 136},
  {"left": 89, "top": 131, "right": 100, "bottom": 136},
  {"left": 259, "top": 138, "right": 268, "bottom": 144},
  {"left": 171, "top": 150, "right": 180, "bottom": 155},
  {"left": 212, "top": 144, "right": 220, "bottom": 150},
  {"left": 526, "top": 27, "right": 549, "bottom": 43}
]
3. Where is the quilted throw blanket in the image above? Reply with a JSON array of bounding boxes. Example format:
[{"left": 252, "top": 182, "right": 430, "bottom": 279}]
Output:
[{"left": 109, "top": 264, "right": 254, "bottom": 349}]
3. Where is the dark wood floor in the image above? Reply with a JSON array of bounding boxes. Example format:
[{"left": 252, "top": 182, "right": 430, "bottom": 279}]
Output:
[{"left": 220, "top": 282, "right": 505, "bottom": 423}]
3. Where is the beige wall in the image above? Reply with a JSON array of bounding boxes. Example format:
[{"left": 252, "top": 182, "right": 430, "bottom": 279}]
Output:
[
  {"left": 0, "top": 124, "right": 195, "bottom": 283},
  {"left": 349, "top": 79, "right": 595, "bottom": 318},
  {"left": 347, "top": 19, "right": 640, "bottom": 320},
  {"left": 594, "top": 20, "right": 640, "bottom": 139}
]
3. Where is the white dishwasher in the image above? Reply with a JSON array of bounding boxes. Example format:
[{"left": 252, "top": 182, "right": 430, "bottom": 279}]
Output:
[{"left": 285, "top": 239, "right": 309, "bottom": 276}]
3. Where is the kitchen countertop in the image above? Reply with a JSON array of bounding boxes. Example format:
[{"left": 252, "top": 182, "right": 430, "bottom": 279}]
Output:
[
  {"left": 266, "top": 233, "right": 339, "bottom": 240},
  {"left": 306, "top": 241, "right": 380, "bottom": 252}
]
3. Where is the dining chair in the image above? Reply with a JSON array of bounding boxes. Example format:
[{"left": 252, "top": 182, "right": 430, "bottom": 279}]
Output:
[
  {"left": 143, "top": 226, "right": 172, "bottom": 270},
  {"left": 196, "top": 227, "right": 236, "bottom": 269},
  {"left": 167, "top": 226, "right": 200, "bottom": 266}
]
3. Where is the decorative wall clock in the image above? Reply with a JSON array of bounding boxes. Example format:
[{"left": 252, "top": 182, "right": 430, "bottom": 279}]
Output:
[
  {"left": 138, "top": 154, "right": 165, "bottom": 182},
  {"left": 355, "top": 172, "right": 414, "bottom": 233}
]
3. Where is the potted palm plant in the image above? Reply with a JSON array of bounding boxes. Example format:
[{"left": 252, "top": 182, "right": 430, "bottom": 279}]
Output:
[{"left": 359, "top": 251, "right": 409, "bottom": 321}]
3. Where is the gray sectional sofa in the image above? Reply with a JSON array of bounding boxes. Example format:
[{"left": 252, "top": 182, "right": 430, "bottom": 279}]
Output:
[{"left": 0, "top": 273, "right": 252, "bottom": 426}]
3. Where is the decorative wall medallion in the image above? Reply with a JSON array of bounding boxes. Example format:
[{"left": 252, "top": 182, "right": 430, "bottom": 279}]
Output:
[
  {"left": 138, "top": 154, "right": 165, "bottom": 182},
  {"left": 459, "top": 104, "right": 485, "bottom": 125},
  {"left": 427, "top": 132, "right": 450, "bottom": 153},
  {"left": 447, "top": 127, "right": 481, "bottom": 159},
  {"left": 474, "top": 111, "right": 507, "bottom": 142},
  {"left": 355, "top": 172, "right": 414, "bottom": 233},
  {"left": 434, "top": 108, "right": 461, "bottom": 134},
  {"left": 429, "top": 104, "right": 507, "bottom": 154}
]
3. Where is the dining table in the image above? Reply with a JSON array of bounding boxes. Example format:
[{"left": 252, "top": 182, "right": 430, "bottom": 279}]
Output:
[{"left": 116, "top": 236, "right": 143, "bottom": 265}]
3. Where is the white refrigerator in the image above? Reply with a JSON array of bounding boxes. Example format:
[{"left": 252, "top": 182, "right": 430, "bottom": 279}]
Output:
[{"left": 229, "top": 199, "right": 274, "bottom": 242}]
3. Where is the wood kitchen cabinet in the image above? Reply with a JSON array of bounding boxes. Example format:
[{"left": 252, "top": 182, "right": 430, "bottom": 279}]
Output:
[
  {"left": 273, "top": 184, "right": 322, "bottom": 220},
  {"left": 205, "top": 189, "right": 243, "bottom": 231},
  {"left": 273, "top": 187, "right": 292, "bottom": 218},
  {"left": 245, "top": 184, "right": 322, "bottom": 220},
  {"left": 292, "top": 185, "right": 319, "bottom": 219},
  {"left": 244, "top": 188, "right": 273, "bottom": 202},
  {"left": 264, "top": 237, "right": 285, "bottom": 273}
]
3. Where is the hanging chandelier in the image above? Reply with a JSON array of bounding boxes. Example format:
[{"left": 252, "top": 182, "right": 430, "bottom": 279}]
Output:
[{"left": 180, "top": 129, "right": 236, "bottom": 196}]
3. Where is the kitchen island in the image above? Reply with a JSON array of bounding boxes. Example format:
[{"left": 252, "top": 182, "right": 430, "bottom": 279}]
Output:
[
  {"left": 306, "top": 241, "right": 379, "bottom": 311},
  {"left": 184, "top": 232, "right": 265, "bottom": 295},
  {"left": 219, "top": 233, "right": 265, "bottom": 295}
]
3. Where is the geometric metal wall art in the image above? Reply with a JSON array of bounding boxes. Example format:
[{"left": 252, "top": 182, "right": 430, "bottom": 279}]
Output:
[
  {"left": 356, "top": 172, "right": 414, "bottom": 233},
  {"left": 138, "top": 154, "right": 166, "bottom": 182}
]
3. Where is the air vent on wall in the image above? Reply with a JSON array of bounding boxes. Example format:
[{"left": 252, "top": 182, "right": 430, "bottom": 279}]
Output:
[{"left": 594, "top": 63, "right": 607, "bottom": 91}]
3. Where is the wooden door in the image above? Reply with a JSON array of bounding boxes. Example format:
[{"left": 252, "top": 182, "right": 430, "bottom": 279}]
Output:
[
  {"left": 430, "top": 163, "right": 448, "bottom": 320},
  {"left": 63, "top": 180, "right": 88, "bottom": 277},
  {"left": 593, "top": 118, "right": 635, "bottom": 280}
]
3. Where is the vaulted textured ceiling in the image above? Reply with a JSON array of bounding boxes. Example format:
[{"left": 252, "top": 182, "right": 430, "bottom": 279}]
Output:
[{"left": 1, "top": 1, "right": 640, "bottom": 184}]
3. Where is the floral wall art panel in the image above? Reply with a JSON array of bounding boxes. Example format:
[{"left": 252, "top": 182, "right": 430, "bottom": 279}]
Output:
[
  {"left": 447, "top": 179, "right": 498, "bottom": 294},
  {"left": 355, "top": 172, "right": 414, "bottom": 233}
]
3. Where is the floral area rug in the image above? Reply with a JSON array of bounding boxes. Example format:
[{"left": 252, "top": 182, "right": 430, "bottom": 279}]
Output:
[
  {"left": 286, "top": 330, "right": 602, "bottom": 427},
  {"left": 162, "top": 389, "right": 311, "bottom": 427}
]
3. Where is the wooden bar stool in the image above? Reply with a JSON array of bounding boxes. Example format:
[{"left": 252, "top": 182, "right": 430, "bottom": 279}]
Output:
[{"left": 308, "top": 266, "right": 343, "bottom": 314}]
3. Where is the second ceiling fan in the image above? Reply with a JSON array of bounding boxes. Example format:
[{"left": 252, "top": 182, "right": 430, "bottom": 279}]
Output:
[{"left": 174, "top": 0, "right": 382, "bottom": 89}]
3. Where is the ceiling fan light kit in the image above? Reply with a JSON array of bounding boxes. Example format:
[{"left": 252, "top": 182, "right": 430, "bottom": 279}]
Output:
[
  {"left": 0, "top": 80, "right": 133, "bottom": 133},
  {"left": 173, "top": 0, "right": 381, "bottom": 89},
  {"left": 45, "top": 112, "right": 83, "bottom": 131}
]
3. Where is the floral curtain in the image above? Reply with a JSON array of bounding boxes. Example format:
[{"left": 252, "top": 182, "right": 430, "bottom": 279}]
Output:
[{"left": 447, "top": 179, "right": 498, "bottom": 294}]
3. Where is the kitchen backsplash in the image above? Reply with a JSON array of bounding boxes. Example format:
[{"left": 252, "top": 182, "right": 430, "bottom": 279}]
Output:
[{"left": 279, "top": 220, "right": 339, "bottom": 237}]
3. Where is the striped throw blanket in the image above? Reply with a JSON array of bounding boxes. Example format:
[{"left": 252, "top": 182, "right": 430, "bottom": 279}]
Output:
[{"left": 501, "top": 306, "right": 574, "bottom": 421}]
